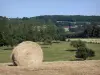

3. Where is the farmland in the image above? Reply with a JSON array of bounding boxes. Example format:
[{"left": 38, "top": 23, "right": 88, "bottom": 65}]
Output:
[
  {"left": 0, "top": 40, "right": 100, "bottom": 75},
  {"left": 0, "top": 60, "right": 100, "bottom": 75},
  {"left": 66, "top": 38, "right": 100, "bottom": 43},
  {"left": 0, "top": 41, "right": 100, "bottom": 63}
]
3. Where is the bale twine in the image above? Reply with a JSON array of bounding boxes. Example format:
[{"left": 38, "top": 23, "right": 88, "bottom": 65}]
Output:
[{"left": 11, "top": 41, "right": 43, "bottom": 67}]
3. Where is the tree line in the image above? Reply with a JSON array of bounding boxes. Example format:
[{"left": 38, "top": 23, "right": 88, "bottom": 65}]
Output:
[
  {"left": 0, "top": 15, "right": 100, "bottom": 46},
  {"left": 0, "top": 16, "right": 66, "bottom": 47},
  {"left": 66, "top": 23, "right": 100, "bottom": 38},
  {"left": 36, "top": 15, "right": 100, "bottom": 22}
]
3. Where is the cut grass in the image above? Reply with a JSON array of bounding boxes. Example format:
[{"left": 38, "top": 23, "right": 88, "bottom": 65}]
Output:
[
  {"left": 43, "top": 42, "right": 76, "bottom": 61},
  {"left": 0, "top": 41, "right": 100, "bottom": 63},
  {"left": 0, "top": 46, "right": 12, "bottom": 63}
]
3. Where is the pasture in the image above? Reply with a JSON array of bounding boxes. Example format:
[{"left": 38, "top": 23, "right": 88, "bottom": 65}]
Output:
[{"left": 0, "top": 41, "right": 100, "bottom": 63}]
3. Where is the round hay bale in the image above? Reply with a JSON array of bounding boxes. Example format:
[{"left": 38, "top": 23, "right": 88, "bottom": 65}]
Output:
[{"left": 11, "top": 41, "right": 43, "bottom": 67}]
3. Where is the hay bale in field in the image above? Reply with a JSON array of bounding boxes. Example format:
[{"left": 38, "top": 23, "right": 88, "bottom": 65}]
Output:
[{"left": 11, "top": 41, "right": 43, "bottom": 67}]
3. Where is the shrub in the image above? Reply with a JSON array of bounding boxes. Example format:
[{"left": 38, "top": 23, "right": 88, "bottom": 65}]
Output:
[
  {"left": 88, "top": 49, "right": 95, "bottom": 57},
  {"left": 75, "top": 47, "right": 95, "bottom": 60},
  {"left": 70, "top": 40, "right": 86, "bottom": 49},
  {"left": 43, "top": 39, "right": 52, "bottom": 45}
]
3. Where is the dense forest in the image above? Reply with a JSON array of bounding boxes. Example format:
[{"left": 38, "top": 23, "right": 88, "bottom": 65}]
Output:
[{"left": 0, "top": 15, "right": 100, "bottom": 46}]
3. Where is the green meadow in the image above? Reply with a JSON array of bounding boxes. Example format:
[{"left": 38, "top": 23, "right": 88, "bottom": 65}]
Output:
[{"left": 0, "top": 41, "right": 100, "bottom": 63}]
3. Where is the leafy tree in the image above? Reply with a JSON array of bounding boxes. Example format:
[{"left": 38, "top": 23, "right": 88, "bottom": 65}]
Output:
[
  {"left": 75, "top": 47, "right": 95, "bottom": 60},
  {"left": 43, "top": 35, "right": 52, "bottom": 45},
  {"left": 0, "top": 32, "right": 7, "bottom": 46},
  {"left": 70, "top": 40, "right": 86, "bottom": 49},
  {"left": 0, "top": 16, "right": 7, "bottom": 32},
  {"left": 84, "top": 24, "right": 100, "bottom": 37},
  {"left": 88, "top": 49, "right": 95, "bottom": 57},
  {"left": 56, "top": 26, "right": 66, "bottom": 41}
]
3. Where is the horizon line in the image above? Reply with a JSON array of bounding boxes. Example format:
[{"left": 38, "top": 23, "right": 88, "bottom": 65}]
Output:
[{"left": 1, "top": 14, "right": 100, "bottom": 18}]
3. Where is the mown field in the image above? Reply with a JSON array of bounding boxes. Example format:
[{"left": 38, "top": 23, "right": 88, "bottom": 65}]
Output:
[
  {"left": 0, "top": 41, "right": 100, "bottom": 63},
  {"left": 66, "top": 38, "right": 100, "bottom": 43}
]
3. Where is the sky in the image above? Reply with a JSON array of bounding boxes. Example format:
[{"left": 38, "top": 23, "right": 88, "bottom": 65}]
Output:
[{"left": 0, "top": 0, "right": 100, "bottom": 18}]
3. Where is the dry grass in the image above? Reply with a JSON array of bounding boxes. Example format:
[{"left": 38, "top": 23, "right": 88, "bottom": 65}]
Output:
[
  {"left": 11, "top": 41, "right": 43, "bottom": 67},
  {"left": 0, "top": 60, "right": 100, "bottom": 75},
  {"left": 66, "top": 38, "right": 100, "bottom": 44}
]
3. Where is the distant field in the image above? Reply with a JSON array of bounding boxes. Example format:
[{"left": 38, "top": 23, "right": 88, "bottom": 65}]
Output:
[
  {"left": 0, "top": 41, "right": 100, "bottom": 63},
  {"left": 66, "top": 38, "right": 100, "bottom": 43}
]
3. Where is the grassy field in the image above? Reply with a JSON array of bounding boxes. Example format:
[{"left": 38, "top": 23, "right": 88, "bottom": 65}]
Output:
[
  {"left": 66, "top": 38, "right": 100, "bottom": 43},
  {"left": 0, "top": 41, "right": 100, "bottom": 63}
]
